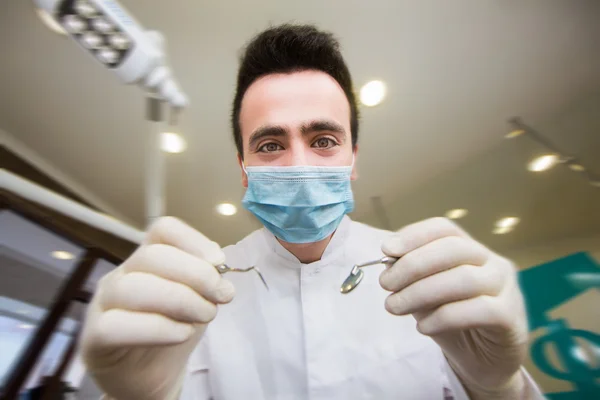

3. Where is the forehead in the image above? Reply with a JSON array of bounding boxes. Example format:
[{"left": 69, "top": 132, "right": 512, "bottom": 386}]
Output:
[{"left": 239, "top": 70, "right": 351, "bottom": 136}]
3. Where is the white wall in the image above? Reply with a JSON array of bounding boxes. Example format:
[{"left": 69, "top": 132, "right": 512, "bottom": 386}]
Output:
[{"left": 504, "top": 232, "right": 600, "bottom": 268}]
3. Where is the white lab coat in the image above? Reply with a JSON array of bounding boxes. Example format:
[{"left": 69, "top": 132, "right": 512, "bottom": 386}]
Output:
[{"left": 179, "top": 217, "right": 541, "bottom": 400}]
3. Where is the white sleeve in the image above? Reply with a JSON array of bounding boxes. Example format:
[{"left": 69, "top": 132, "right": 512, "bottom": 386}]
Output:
[
  {"left": 519, "top": 368, "right": 547, "bottom": 400},
  {"left": 441, "top": 358, "right": 470, "bottom": 400},
  {"left": 442, "top": 359, "right": 547, "bottom": 400},
  {"left": 178, "top": 339, "right": 213, "bottom": 400}
]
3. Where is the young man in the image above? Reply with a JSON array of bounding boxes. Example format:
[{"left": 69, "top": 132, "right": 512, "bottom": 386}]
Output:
[{"left": 81, "top": 25, "right": 543, "bottom": 399}]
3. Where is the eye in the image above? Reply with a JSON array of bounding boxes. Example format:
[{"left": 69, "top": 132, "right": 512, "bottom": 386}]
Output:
[
  {"left": 312, "top": 137, "right": 337, "bottom": 149},
  {"left": 258, "top": 142, "right": 284, "bottom": 153}
]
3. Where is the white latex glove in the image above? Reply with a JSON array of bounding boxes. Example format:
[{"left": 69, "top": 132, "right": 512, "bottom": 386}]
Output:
[
  {"left": 80, "top": 217, "right": 235, "bottom": 400},
  {"left": 379, "top": 217, "right": 531, "bottom": 399}
]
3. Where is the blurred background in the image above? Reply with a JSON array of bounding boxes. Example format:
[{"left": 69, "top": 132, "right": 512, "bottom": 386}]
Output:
[{"left": 1, "top": 0, "right": 599, "bottom": 399}]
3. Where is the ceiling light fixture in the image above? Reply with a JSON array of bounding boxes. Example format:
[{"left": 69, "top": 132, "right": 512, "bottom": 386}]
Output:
[
  {"left": 81, "top": 31, "right": 103, "bottom": 49},
  {"left": 568, "top": 164, "right": 585, "bottom": 172},
  {"left": 74, "top": 0, "right": 97, "bottom": 18},
  {"left": 34, "top": 0, "right": 188, "bottom": 107},
  {"left": 216, "top": 203, "right": 237, "bottom": 216},
  {"left": 507, "top": 117, "right": 600, "bottom": 188},
  {"left": 57, "top": 0, "right": 133, "bottom": 67},
  {"left": 528, "top": 154, "right": 559, "bottom": 172},
  {"left": 91, "top": 16, "right": 114, "bottom": 34},
  {"left": 495, "top": 217, "right": 520, "bottom": 229},
  {"left": 18, "top": 323, "right": 35, "bottom": 330},
  {"left": 62, "top": 14, "right": 86, "bottom": 34},
  {"left": 160, "top": 132, "right": 187, "bottom": 154},
  {"left": 360, "top": 80, "right": 386, "bottom": 107},
  {"left": 505, "top": 129, "right": 525, "bottom": 139},
  {"left": 445, "top": 208, "right": 468, "bottom": 219},
  {"left": 51, "top": 250, "right": 75, "bottom": 260},
  {"left": 160, "top": 106, "right": 186, "bottom": 154},
  {"left": 108, "top": 33, "right": 130, "bottom": 50},
  {"left": 492, "top": 226, "right": 513, "bottom": 235},
  {"left": 34, "top": 0, "right": 190, "bottom": 228},
  {"left": 35, "top": 7, "right": 67, "bottom": 35}
]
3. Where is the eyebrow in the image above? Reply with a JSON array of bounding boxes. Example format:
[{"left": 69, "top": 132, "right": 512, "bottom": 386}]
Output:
[
  {"left": 248, "top": 125, "right": 288, "bottom": 149},
  {"left": 248, "top": 119, "right": 347, "bottom": 149},
  {"left": 301, "top": 120, "right": 346, "bottom": 138}
]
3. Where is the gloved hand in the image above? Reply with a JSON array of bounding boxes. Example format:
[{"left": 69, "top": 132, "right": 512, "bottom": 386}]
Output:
[
  {"left": 379, "top": 217, "right": 530, "bottom": 399},
  {"left": 80, "top": 217, "right": 235, "bottom": 400}
]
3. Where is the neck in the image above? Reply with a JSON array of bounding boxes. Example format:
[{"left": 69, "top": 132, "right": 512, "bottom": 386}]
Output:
[{"left": 278, "top": 234, "right": 334, "bottom": 264}]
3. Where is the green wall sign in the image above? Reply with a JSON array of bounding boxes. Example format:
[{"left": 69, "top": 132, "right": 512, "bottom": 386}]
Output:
[{"left": 519, "top": 252, "right": 600, "bottom": 399}]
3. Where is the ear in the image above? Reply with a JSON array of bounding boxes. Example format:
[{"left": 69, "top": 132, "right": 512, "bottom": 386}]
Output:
[
  {"left": 237, "top": 153, "right": 248, "bottom": 188},
  {"left": 351, "top": 146, "right": 359, "bottom": 181}
]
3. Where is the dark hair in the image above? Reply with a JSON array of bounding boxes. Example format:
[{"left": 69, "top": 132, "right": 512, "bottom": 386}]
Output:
[{"left": 231, "top": 24, "right": 359, "bottom": 158}]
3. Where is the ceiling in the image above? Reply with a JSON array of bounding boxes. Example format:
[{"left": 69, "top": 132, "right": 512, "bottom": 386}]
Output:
[
  {"left": 360, "top": 92, "right": 600, "bottom": 254},
  {"left": 0, "top": 210, "right": 85, "bottom": 277},
  {"left": 0, "top": 250, "right": 84, "bottom": 325},
  {"left": 0, "top": 0, "right": 599, "bottom": 250},
  {"left": 0, "top": 210, "right": 117, "bottom": 291},
  {"left": 0, "top": 210, "right": 116, "bottom": 324}
]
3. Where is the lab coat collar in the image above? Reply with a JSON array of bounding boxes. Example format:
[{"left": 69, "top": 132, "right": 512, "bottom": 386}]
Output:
[{"left": 261, "top": 215, "right": 352, "bottom": 269}]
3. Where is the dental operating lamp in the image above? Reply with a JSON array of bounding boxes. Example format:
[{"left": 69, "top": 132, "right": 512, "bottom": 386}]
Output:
[{"left": 33, "top": 0, "right": 190, "bottom": 224}]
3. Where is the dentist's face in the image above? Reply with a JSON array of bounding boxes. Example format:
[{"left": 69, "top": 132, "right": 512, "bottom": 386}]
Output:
[{"left": 238, "top": 70, "right": 357, "bottom": 187}]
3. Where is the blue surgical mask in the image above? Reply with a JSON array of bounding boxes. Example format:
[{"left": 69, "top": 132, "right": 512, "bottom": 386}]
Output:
[{"left": 242, "top": 161, "right": 355, "bottom": 244}]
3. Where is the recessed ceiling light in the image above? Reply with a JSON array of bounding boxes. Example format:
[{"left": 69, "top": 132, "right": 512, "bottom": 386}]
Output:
[
  {"left": 161, "top": 132, "right": 187, "bottom": 154},
  {"left": 18, "top": 323, "right": 35, "bottom": 330},
  {"left": 528, "top": 154, "right": 559, "bottom": 172},
  {"left": 35, "top": 8, "right": 67, "bottom": 35},
  {"left": 495, "top": 217, "right": 520, "bottom": 229},
  {"left": 568, "top": 164, "right": 585, "bottom": 172},
  {"left": 360, "top": 80, "right": 386, "bottom": 107},
  {"left": 51, "top": 250, "right": 75, "bottom": 260},
  {"left": 216, "top": 203, "right": 237, "bottom": 216},
  {"left": 445, "top": 208, "right": 468, "bottom": 219},
  {"left": 505, "top": 129, "right": 525, "bottom": 139},
  {"left": 492, "top": 226, "right": 513, "bottom": 235}
]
